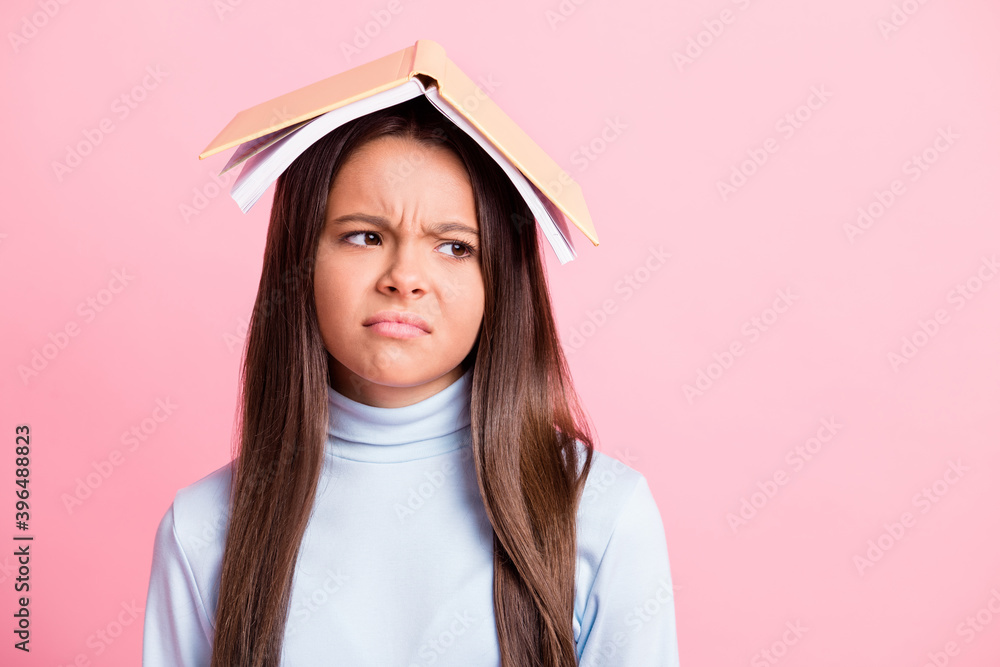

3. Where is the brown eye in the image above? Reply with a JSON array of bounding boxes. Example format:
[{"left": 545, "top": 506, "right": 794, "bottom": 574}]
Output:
[
  {"left": 342, "top": 231, "right": 382, "bottom": 247},
  {"left": 437, "top": 241, "right": 476, "bottom": 259}
]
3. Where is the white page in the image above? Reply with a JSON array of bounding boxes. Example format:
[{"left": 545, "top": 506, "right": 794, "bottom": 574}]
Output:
[
  {"left": 228, "top": 78, "right": 577, "bottom": 264},
  {"left": 230, "top": 78, "right": 429, "bottom": 212},
  {"left": 420, "top": 85, "right": 576, "bottom": 265}
]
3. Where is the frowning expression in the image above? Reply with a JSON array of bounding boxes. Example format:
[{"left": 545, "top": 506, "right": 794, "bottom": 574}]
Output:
[{"left": 314, "top": 135, "right": 484, "bottom": 407}]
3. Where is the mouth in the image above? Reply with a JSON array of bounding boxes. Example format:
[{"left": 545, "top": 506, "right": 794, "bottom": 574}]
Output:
[
  {"left": 365, "top": 321, "right": 430, "bottom": 339},
  {"left": 362, "top": 310, "right": 431, "bottom": 339}
]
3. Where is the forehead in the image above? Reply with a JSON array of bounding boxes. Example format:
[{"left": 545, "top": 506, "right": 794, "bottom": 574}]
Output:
[{"left": 328, "top": 136, "right": 476, "bottom": 219}]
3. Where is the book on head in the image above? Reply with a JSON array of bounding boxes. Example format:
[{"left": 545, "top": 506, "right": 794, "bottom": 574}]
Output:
[{"left": 199, "top": 39, "right": 598, "bottom": 265}]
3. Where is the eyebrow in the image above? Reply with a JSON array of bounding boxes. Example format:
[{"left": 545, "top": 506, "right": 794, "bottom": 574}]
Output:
[{"left": 329, "top": 213, "right": 479, "bottom": 238}]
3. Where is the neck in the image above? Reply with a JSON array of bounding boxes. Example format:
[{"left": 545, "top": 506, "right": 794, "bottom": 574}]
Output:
[
  {"left": 324, "top": 365, "right": 473, "bottom": 463},
  {"left": 327, "top": 358, "right": 470, "bottom": 408}
]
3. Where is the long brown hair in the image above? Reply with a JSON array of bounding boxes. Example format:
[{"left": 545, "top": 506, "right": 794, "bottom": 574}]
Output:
[{"left": 210, "top": 95, "right": 595, "bottom": 667}]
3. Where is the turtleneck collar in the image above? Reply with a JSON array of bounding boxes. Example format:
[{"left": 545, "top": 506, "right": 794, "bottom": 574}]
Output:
[{"left": 325, "top": 366, "right": 473, "bottom": 463}]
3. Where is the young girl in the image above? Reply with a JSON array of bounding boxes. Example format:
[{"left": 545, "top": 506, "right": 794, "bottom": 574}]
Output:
[{"left": 142, "top": 95, "right": 680, "bottom": 666}]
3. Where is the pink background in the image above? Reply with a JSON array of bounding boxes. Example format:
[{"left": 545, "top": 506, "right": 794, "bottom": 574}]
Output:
[{"left": 3, "top": 0, "right": 999, "bottom": 665}]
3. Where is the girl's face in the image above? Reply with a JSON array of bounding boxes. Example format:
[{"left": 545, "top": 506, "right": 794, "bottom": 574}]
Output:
[{"left": 314, "top": 135, "right": 485, "bottom": 408}]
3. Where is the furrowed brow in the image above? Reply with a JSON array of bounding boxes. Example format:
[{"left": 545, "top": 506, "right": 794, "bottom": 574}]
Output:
[
  {"left": 330, "top": 213, "right": 390, "bottom": 227},
  {"left": 429, "top": 222, "right": 479, "bottom": 238},
  {"left": 330, "top": 214, "right": 478, "bottom": 238}
]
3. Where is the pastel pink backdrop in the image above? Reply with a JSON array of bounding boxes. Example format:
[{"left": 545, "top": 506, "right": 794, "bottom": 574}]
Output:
[{"left": 3, "top": 0, "right": 999, "bottom": 665}]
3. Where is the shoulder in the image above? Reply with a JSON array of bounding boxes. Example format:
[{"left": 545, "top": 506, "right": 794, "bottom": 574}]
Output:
[
  {"left": 574, "top": 443, "right": 663, "bottom": 571},
  {"left": 146, "top": 461, "right": 234, "bottom": 633},
  {"left": 156, "top": 460, "right": 234, "bottom": 569},
  {"left": 571, "top": 443, "right": 678, "bottom": 658},
  {"left": 572, "top": 441, "right": 672, "bottom": 609}
]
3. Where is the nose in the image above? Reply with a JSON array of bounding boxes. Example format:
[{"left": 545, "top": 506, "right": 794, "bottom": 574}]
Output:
[{"left": 376, "top": 241, "right": 428, "bottom": 296}]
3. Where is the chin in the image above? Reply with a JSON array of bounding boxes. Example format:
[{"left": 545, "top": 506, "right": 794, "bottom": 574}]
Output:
[{"left": 347, "top": 362, "right": 422, "bottom": 388}]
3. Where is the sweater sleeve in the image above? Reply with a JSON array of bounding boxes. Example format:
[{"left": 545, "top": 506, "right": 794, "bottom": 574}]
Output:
[
  {"left": 142, "top": 502, "right": 214, "bottom": 667},
  {"left": 576, "top": 475, "right": 681, "bottom": 666}
]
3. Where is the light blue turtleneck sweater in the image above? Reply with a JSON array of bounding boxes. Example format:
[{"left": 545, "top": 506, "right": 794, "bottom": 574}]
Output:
[{"left": 142, "top": 367, "right": 680, "bottom": 665}]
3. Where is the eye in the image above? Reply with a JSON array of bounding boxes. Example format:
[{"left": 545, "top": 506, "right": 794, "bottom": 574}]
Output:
[
  {"left": 339, "top": 230, "right": 477, "bottom": 260},
  {"left": 437, "top": 241, "right": 477, "bottom": 259},
  {"left": 341, "top": 231, "right": 382, "bottom": 247}
]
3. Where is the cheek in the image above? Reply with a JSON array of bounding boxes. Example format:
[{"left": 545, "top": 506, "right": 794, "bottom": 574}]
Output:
[
  {"left": 444, "top": 283, "right": 485, "bottom": 339},
  {"left": 314, "top": 266, "right": 352, "bottom": 331}
]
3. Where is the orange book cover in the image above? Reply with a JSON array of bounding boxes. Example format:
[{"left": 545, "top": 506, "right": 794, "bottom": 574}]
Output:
[{"left": 199, "top": 39, "right": 598, "bottom": 247}]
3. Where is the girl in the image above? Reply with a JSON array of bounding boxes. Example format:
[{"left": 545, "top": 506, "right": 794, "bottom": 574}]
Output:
[{"left": 143, "top": 94, "right": 680, "bottom": 666}]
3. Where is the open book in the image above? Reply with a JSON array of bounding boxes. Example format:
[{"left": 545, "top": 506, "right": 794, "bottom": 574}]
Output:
[{"left": 199, "top": 39, "right": 598, "bottom": 265}]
